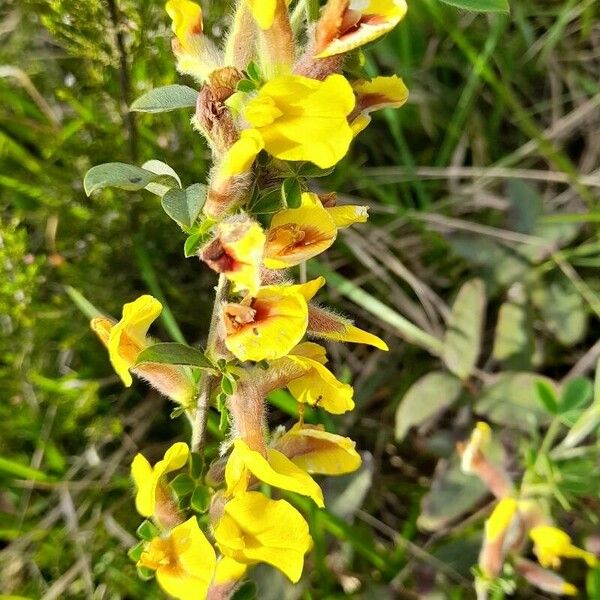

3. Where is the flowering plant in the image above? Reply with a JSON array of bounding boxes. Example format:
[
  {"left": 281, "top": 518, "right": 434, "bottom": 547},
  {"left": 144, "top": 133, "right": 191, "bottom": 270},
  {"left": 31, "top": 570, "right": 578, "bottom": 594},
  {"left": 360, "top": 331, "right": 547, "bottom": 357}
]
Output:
[{"left": 85, "top": 1, "right": 407, "bottom": 597}]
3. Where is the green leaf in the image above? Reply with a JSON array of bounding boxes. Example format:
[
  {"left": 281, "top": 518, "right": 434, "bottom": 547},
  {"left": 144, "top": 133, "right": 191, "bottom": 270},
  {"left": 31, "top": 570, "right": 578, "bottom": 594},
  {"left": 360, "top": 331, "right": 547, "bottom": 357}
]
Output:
[
  {"left": 476, "top": 372, "right": 556, "bottom": 429},
  {"left": 492, "top": 290, "right": 533, "bottom": 369},
  {"left": 141, "top": 159, "right": 182, "bottom": 197},
  {"left": 231, "top": 581, "right": 257, "bottom": 600},
  {"left": 249, "top": 187, "right": 284, "bottom": 215},
  {"left": 442, "top": 279, "right": 486, "bottom": 380},
  {"left": 395, "top": 372, "right": 463, "bottom": 441},
  {"left": 135, "top": 342, "right": 215, "bottom": 370},
  {"left": 221, "top": 374, "right": 236, "bottom": 396},
  {"left": 137, "top": 566, "right": 155, "bottom": 581},
  {"left": 161, "top": 183, "right": 207, "bottom": 230},
  {"left": 536, "top": 380, "right": 558, "bottom": 415},
  {"left": 190, "top": 486, "right": 210, "bottom": 513},
  {"left": 437, "top": 0, "right": 509, "bottom": 12},
  {"left": 531, "top": 275, "right": 588, "bottom": 347},
  {"left": 127, "top": 541, "right": 145, "bottom": 562},
  {"left": 84, "top": 162, "right": 179, "bottom": 196},
  {"left": 65, "top": 285, "right": 103, "bottom": 319},
  {"left": 236, "top": 79, "right": 256, "bottom": 93},
  {"left": 281, "top": 178, "right": 302, "bottom": 208},
  {"left": 136, "top": 520, "right": 159, "bottom": 541},
  {"left": 418, "top": 457, "right": 488, "bottom": 531},
  {"left": 190, "top": 452, "right": 204, "bottom": 479},
  {"left": 130, "top": 84, "right": 198, "bottom": 113},
  {"left": 170, "top": 473, "right": 195, "bottom": 498},
  {"left": 560, "top": 377, "right": 593, "bottom": 413}
]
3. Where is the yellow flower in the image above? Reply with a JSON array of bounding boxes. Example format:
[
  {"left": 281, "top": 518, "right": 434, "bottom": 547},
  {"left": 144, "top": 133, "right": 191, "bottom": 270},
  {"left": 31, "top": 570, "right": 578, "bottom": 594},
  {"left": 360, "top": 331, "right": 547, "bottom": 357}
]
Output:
[
  {"left": 214, "top": 491, "right": 312, "bottom": 583},
  {"left": 165, "top": 0, "right": 220, "bottom": 82},
  {"left": 307, "top": 304, "right": 388, "bottom": 350},
  {"left": 91, "top": 295, "right": 161, "bottom": 387},
  {"left": 275, "top": 342, "right": 355, "bottom": 414},
  {"left": 225, "top": 438, "right": 324, "bottom": 507},
  {"left": 223, "top": 278, "right": 324, "bottom": 362},
  {"left": 201, "top": 218, "right": 266, "bottom": 296},
  {"left": 351, "top": 75, "right": 409, "bottom": 135},
  {"left": 138, "top": 517, "right": 216, "bottom": 600},
  {"left": 315, "top": 0, "right": 407, "bottom": 58},
  {"left": 131, "top": 442, "right": 189, "bottom": 517},
  {"left": 274, "top": 423, "right": 361, "bottom": 475},
  {"left": 91, "top": 297, "right": 195, "bottom": 403},
  {"left": 166, "top": 0, "right": 203, "bottom": 51},
  {"left": 221, "top": 74, "right": 355, "bottom": 173},
  {"left": 530, "top": 526, "right": 598, "bottom": 570},
  {"left": 264, "top": 193, "right": 368, "bottom": 269}
]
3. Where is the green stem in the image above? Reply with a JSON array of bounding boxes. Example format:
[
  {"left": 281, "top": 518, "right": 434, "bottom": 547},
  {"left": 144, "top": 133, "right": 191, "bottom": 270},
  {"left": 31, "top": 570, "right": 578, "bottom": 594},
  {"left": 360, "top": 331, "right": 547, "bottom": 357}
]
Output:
[{"left": 191, "top": 274, "right": 228, "bottom": 454}]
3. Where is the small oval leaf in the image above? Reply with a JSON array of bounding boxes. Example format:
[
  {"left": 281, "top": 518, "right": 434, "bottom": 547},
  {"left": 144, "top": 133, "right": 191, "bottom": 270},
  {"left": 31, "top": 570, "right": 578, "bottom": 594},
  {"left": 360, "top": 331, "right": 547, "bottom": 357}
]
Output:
[
  {"left": 395, "top": 372, "right": 463, "bottom": 441},
  {"left": 84, "top": 162, "right": 180, "bottom": 196},
  {"left": 442, "top": 279, "right": 486, "bottom": 380},
  {"left": 161, "top": 183, "right": 207, "bottom": 230},
  {"left": 135, "top": 342, "right": 215, "bottom": 370},
  {"left": 130, "top": 84, "right": 198, "bottom": 113}
]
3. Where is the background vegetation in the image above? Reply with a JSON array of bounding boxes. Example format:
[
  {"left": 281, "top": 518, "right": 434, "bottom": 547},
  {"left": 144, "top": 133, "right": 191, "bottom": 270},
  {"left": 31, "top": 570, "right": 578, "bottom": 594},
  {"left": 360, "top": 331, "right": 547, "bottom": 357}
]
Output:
[{"left": 1, "top": 0, "right": 599, "bottom": 598}]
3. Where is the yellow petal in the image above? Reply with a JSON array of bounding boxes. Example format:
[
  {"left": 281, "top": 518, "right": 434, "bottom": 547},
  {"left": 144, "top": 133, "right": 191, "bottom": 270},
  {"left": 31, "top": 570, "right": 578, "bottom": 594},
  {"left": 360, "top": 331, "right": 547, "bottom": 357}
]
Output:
[
  {"left": 244, "top": 74, "right": 355, "bottom": 168},
  {"left": 485, "top": 498, "right": 518, "bottom": 543},
  {"left": 131, "top": 443, "right": 189, "bottom": 517},
  {"left": 220, "top": 129, "right": 265, "bottom": 178},
  {"left": 90, "top": 317, "right": 114, "bottom": 347},
  {"left": 264, "top": 194, "right": 338, "bottom": 268},
  {"left": 172, "top": 517, "right": 217, "bottom": 585},
  {"left": 316, "top": 0, "right": 407, "bottom": 59},
  {"left": 290, "top": 341, "right": 328, "bottom": 364},
  {"left": 530, "top": 526, "right": 598, "bottom": 569},
  {"left": 108, "top": 295, "right": 162, "bottom": 387},
  {"left": 307, "top": 305, "right": 388, "bottom": 350},
  {"left": 353, "top": 75, "right": 409, "bottom": 114},
  {"left": 214, "top": 556, "right": 247, "bottom": 585},
  {"left": 166, "top": 0, "right": 203, "bottom": 49},
  {"left": 286, "top": 355, "right": 355, "bottom": 414},
  {"left": 281, "top": 276, "right": 326, "bottom": 302},
  {"left": 246, "top": 0, "right": 277, "bottom": 29},
  {"left": 131, "top": 453, "right": 155, "bottom": 517},
  {"left": 214, "top": 492, "right": 312, "bottom": 583},
  {"left": 224, "top": 285, "right": 309, "bottom": 362},
  {"left": 326, "top": 205, "right": 369, "bottom": 228},
  {"left": 226, "top": 439, "right": 324, "bottom": 507},
  {"left": 275, "top": 423, "right": 362, "bottom": 475}
]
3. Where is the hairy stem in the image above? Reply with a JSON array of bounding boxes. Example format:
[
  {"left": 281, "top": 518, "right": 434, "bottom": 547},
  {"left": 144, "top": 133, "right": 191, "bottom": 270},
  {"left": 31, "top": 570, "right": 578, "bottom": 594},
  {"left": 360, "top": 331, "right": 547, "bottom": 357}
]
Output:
[{"left": 191, "top": 274, "right": 228, "bottom": 453}]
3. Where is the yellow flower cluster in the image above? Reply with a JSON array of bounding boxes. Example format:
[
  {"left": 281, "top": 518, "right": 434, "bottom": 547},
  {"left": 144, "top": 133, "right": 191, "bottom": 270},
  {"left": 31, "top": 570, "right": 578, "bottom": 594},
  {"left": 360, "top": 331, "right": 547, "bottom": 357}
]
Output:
[
  {"left": 90, "top": 0, "right": 408, "bottom": 598},
  {"left": 459, "top": 423, "right": 598, "bottom": 598}
]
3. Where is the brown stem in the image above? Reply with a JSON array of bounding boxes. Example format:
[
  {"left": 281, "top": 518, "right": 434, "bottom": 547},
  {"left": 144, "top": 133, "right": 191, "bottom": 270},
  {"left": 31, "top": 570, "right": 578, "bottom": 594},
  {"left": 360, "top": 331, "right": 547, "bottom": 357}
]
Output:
[{"left": 191, "top": 274, "right": 228, "bottom": 454}]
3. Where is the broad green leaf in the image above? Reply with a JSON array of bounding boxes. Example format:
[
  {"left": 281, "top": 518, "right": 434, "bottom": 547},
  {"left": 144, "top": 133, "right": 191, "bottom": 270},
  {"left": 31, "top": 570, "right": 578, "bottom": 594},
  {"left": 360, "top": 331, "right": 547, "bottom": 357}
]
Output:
[
  {"left": 531, "top": 275, "right": 588, "bottom": 347},
  {"left": 84, "top": 162, "right": 179, "bottom": 196},
  {"left": 437, "top": 0, "right": 509, "bottom": 12},
  {"left": 136, "top": 519, "right": 159, "bottom": 541},
  {"left": 492, "top": 290, "right": 533, "bottom": 369},
  {"left": 395, "top": 371, "right": 463, "bottom": 441},
  {"left": 535, "top": 380, "right": 558, "bottom": 415},
  {"left": 135, "top": 342, "right": 215, "bottom": 370},
  {"left": 161, "top": 183, "right": 207, "bottom": 230},
  {"left": 190, "top": 486, "right": 210, "bottom": 513},
  {"left": 476, "top": 372, "right": 557, "bottom": 429},
  {"left": 418, "top": 457, "right": 488, "bottom": 531},
  {"left": 281, "top": 178, "right": 302, "bottom": 208},
  {"left": 442, "top": 279, "right": 486, "bottom": 380},
  {"left": 130, "top": 84, "right": 198, "bottom": 113},
  {"left": 560, "top": 376, "right": 593, "bottom": 413},
  {"left": 507, "top": 179, "right": 543, "bottom": 234},
  {"left": 142, "top": 159, "right": 182, "bottom": 197},
  {"left": 170, "top": 473, "right": 195, "bottom": 498}
]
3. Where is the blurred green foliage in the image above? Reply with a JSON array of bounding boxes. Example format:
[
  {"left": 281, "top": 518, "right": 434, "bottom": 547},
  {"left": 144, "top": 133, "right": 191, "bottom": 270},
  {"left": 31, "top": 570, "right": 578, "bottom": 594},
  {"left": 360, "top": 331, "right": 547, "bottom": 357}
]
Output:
[{"left": 1, "top": 0, "right": 599, "bottom": 598}]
